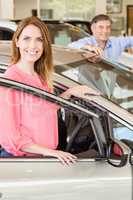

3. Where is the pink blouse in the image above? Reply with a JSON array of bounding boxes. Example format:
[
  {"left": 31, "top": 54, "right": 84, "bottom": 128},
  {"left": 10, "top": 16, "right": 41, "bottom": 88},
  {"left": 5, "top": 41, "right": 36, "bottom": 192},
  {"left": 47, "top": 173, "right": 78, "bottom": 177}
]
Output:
[{"left": 0, "top": 65, "right": 58, "bottom": 156}]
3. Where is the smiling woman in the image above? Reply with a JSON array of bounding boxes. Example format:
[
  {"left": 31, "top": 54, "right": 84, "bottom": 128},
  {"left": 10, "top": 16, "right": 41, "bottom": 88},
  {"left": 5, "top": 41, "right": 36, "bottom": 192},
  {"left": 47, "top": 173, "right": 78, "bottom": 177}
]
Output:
[{"left": 0, "top": 16, "right": 99, "bottom": 164}]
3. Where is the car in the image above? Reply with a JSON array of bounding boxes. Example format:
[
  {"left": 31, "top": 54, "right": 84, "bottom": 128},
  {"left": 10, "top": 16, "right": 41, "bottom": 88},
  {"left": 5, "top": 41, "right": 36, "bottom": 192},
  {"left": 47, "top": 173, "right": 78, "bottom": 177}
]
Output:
[
  {"left": 0, "top": 20, "right": 16, "bottom": 40},
  {"left": 0, "top": 43, "right": 133, "bottom": 199},
  {"left": 117, "top": 51, "right": 133, "bottom": 72},
  {"left": 61, "top": 19, "right": 92, "bottom": 34},
  {"left": 0, "top": 42, "right": 133, "bottom": 114},
  {"left": 0, "top": 19, "right": 90, "bottom": 46},
  {"left": 53, "top": 45, "right": 133, "bottom": 143},
  {"left": 45, "top": 21, "right": 90, "bottom": 46}
]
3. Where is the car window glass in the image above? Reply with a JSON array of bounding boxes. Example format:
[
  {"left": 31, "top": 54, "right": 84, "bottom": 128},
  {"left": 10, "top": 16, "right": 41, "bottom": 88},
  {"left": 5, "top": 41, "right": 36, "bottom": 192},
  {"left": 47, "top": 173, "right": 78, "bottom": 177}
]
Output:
[
  {"left": 0, "top": 29, "right": 13, "bottom": 40},
  {"left": 46, "top": 24, "right": 88, "bottom": 46},
  {"left": 111, "top": 117, "right": 133, "bottom": 142},
  {"left": 55, "top": 60, "right": 133, "bottom": 114}
]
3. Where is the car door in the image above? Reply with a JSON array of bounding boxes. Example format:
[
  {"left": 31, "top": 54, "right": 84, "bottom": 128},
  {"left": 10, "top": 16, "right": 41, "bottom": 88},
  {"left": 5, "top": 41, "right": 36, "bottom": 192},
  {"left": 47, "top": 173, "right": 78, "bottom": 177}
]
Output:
[{"left": 0, "top": 77, "right": 132, "bottom": 200}]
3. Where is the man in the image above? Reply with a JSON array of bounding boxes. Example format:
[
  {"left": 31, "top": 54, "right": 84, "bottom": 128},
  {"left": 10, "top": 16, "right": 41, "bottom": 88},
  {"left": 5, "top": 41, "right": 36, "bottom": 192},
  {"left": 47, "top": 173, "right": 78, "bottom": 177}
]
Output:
[{"left": 68, "top": 14, "right": 133, "bottom": 63}]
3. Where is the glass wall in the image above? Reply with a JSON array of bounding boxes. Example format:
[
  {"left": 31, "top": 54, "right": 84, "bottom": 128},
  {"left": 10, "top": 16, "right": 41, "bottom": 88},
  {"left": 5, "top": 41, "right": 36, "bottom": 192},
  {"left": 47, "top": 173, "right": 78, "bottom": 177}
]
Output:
[{"left": 40, "top": 0, "right": 96, "bottom": 20}]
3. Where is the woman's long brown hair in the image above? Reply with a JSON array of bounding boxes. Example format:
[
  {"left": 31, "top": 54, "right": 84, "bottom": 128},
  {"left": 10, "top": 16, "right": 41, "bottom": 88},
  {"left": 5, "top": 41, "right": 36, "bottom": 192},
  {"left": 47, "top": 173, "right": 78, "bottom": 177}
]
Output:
[{"left": 11, "top": 16, "right": 53, "bottom": 89}]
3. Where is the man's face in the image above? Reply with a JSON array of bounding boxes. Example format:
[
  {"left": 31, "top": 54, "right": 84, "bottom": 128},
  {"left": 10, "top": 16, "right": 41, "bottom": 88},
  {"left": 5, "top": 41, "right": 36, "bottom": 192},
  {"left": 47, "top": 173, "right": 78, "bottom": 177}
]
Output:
[{"left": 91, "top": 20, "right": 111, "bottom": 42}]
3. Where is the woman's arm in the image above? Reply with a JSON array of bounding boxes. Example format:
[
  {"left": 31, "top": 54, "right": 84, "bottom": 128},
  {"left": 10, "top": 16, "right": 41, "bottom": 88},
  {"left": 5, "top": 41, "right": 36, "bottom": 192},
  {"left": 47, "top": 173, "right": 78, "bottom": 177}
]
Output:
[
  {"left": 0, "top": 87, "right": 33, "bottom": 156},
  {"left": 21, "top": 143, "right": 77, "bottom": 165},
  {"left": 0, "top": 86, "right": 76, "bottom": 165}
]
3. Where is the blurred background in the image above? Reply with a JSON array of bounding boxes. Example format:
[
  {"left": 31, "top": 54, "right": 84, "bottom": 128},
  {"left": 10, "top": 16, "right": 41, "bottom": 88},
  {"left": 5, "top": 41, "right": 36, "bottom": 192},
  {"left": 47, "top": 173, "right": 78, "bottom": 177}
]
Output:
[{"left": 0, "top": 0, "right": 133, "bottom": 36}]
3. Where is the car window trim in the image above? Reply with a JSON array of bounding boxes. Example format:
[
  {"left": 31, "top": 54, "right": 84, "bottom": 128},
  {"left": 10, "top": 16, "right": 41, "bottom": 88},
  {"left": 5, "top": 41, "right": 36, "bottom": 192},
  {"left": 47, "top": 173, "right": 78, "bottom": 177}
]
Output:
[
  {"left": 0, "top": 77, "right": 98, "bottom": 119},
  {"left": 84, "top": 96, "right": 133, "bottom": 128},
  {"left": 0, "top": 157, "right": 97, "bottom": 162},
  {"left": 109, "top": 112, "right": 133, "bottom": 131},
  {"left": 90, "top": 118, "right": 106, "bottom": 156}
]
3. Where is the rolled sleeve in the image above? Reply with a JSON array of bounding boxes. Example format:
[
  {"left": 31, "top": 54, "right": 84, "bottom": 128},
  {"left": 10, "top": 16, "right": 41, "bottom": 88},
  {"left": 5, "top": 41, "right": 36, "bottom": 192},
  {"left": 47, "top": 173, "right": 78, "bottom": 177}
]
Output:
[{"left": 68, "top": 37, "right": 93, "bottom": 49}]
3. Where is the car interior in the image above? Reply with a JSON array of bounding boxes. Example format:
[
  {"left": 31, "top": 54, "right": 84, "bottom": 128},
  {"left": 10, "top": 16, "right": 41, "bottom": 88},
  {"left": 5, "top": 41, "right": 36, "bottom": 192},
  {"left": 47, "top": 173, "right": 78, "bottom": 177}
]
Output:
[
  {"left": 54, "top": 84, "right": 108, "bottom": 159},
  {"left": 0, "top": 28, "right": 14, "bottom": 40}
]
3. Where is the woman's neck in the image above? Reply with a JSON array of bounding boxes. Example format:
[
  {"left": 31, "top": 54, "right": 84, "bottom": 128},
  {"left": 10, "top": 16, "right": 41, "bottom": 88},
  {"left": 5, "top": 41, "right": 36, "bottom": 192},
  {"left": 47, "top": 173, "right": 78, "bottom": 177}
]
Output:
[{"left": 16, "top": 60, "right": 36, "bottom": 76}]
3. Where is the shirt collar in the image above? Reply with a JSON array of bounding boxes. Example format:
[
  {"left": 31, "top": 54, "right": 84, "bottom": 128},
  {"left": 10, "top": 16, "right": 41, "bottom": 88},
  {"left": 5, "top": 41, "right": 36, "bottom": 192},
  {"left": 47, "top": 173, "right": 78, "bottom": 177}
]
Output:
[
  {"left": 91, "top": 36, "right": 112, "bottom": 48},
  {"left": 105, "top": 38, "right": 112, "bottom": 48}
]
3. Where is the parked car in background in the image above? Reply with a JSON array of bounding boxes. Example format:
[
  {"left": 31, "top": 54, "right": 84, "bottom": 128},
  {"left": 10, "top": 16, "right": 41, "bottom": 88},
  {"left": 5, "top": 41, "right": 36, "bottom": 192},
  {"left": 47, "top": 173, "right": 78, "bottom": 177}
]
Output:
[
  {"left": 0, "top": 53, "right": 132, "bottom": 199},
  {"left": 63, "top": 19, "right": 92, "bottom": 34},
  {"left": 11, "top": 19, "right": 90, "bottom": 46},
  {"left": 0, "top": 20, "right": 16, "bottom": 40},
  {"left": 45, "top": 20, "right": 90, "bottom": 46}
]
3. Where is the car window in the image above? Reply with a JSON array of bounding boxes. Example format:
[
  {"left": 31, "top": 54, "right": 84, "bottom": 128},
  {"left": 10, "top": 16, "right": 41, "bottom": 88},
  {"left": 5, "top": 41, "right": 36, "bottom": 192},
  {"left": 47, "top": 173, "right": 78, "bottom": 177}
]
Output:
[
  {"left": 58, "top": 108, "right": 100, "bottom": 158},
  {"left": 55, "top": 59, "right": 133, "bottom": 114},
  {"left": 0, "top": 28, "right": 14, "bottom": 40},
  {"left": 111, "top": 117, "right": 133, "bottom": 142},
  {"left": 46, "top": 23, "right": 88, "bottom": 46}
]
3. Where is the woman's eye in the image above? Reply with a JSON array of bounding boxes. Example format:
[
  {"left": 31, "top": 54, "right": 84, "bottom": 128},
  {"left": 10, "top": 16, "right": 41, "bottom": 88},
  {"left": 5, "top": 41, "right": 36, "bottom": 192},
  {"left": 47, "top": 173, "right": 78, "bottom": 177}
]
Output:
[
  {"left": 23, "top": 37, "right": 30, "bottom": 40},
  {"left": 37, "top": 38, "right": 43, "bottom": 42}
]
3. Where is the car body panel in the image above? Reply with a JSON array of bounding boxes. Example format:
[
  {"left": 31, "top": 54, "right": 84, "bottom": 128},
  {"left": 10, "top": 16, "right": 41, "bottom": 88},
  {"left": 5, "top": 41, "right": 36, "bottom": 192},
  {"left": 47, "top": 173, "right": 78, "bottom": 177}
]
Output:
[{"left": 0, "top": 159, "right": 131, "bottom": 200}]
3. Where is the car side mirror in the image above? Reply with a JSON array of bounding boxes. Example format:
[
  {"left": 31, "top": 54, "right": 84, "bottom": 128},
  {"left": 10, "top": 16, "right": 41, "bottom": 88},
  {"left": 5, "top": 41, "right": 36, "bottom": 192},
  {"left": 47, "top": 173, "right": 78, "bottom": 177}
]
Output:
[
  {"left": 120, "top": 139, "right": 133, "bottom": 166},
  {"left": 107, "top": 140, "right": 129, "bottom": 167}
]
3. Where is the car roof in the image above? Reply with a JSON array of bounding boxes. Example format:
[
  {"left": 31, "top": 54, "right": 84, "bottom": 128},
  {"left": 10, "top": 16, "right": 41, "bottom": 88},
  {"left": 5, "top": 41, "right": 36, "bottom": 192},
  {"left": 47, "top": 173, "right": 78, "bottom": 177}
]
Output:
[{"left": 0, "top": 20, "right": 17, "bottom": 31}]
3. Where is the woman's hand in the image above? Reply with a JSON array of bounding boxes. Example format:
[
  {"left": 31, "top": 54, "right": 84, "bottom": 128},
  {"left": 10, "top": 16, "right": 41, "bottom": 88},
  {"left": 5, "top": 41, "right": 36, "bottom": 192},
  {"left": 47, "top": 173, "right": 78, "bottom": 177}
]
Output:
[
  {"left": 60, "top": 85, "right": 101, "bottom": 99},
  {"left": 44, "top": 149, "right": 77, "bottom": 166},
  {"left": 22, "top": 144, "right": 77, "bottom": 166}
]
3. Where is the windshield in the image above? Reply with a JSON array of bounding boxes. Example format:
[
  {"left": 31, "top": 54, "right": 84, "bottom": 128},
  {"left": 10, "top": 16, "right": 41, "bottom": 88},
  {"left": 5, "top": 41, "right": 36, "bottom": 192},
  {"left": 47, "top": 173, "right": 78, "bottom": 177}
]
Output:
[{"left": 55, "top": 59, "right": 133, "bottom": 114}]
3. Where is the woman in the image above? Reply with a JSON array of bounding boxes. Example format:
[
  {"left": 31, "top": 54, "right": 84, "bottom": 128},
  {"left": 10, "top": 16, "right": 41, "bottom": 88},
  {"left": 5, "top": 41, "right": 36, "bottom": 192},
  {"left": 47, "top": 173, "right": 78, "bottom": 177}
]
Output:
[{"left": 0, "top": 17, "right": 99, "bottom": 165}]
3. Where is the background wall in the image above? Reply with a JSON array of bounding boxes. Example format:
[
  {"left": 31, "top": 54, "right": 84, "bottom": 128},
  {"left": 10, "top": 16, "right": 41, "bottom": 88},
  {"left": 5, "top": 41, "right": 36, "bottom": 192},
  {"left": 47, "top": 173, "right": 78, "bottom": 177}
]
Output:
[
  {"left": 0, "top": 0, "right": 133, "bottom": 35},
  {"left": 107, "top": 0, "right": 133, "bottom": 35},
  {"left": 0, "top": 0, "right": 14, "bottom": 19},
  {"left": 39, "top": 0, "right": 96, "bottom": 20},
  {"left": 95, "top": 0, "right": 106, "bottom": 15},
  {"left": 0, "top": 0, "right": 107, "bottom": 20},
  {"left": 14, "top": 0, "right": 37, "bottom": 19}
]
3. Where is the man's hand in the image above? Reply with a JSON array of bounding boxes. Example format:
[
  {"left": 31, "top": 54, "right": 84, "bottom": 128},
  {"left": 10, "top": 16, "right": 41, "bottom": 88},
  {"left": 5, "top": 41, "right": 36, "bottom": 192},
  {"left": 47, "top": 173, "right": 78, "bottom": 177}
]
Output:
[
  {"left": 83, "top": 45, "right": 103, "bottom": 56},
  {"left": 82, "top": 45, "right": 103, "bottom": 63},
  {"left": 83, "top": 53, "right": 102, "bottom": 63}
]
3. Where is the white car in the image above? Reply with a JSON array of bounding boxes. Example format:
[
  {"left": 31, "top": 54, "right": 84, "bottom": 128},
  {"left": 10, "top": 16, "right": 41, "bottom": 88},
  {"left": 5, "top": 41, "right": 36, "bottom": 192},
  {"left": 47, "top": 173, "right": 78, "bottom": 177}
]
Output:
[
  {"left": 0, "top": 19, "right": 89, "bottom": 46},
  {"left": 0, "top": 46, "right": 132, "bottom": 200},
  {"left": 0, "top": 20, "right": 16, "bottom": 40}
]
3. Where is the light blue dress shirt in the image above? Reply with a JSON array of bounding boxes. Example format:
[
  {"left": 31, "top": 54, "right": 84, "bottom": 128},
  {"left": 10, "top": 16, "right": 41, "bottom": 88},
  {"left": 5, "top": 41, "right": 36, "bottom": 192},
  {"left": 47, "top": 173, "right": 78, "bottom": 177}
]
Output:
[{"left": 68, "top": 36, "right": 133, "bottom": 61}]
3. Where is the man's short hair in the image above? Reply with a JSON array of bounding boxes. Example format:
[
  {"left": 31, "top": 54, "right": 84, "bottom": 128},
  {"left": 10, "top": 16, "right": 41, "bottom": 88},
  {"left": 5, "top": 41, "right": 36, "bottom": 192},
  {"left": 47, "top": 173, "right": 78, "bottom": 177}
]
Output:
[{"left": 91, "top": 14, "right": 112, "bottom": 25}]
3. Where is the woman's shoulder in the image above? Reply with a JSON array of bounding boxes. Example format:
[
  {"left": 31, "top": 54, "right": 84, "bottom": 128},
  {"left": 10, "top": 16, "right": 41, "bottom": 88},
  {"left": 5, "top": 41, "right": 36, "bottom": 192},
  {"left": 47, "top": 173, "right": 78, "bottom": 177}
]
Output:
[{"left": 4, "top": 65, "right": 22, "bottom": 81}]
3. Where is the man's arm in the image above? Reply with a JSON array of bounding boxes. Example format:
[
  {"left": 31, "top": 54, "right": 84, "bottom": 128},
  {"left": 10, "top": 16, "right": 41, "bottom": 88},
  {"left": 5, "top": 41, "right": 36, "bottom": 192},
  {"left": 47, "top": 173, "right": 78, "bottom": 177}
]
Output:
[
  {"left": 68, "top": 37, "right": 92, "bottom": 49},
  {"left": 118, "top": 36, "right": 133, "bottom": 49}
]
